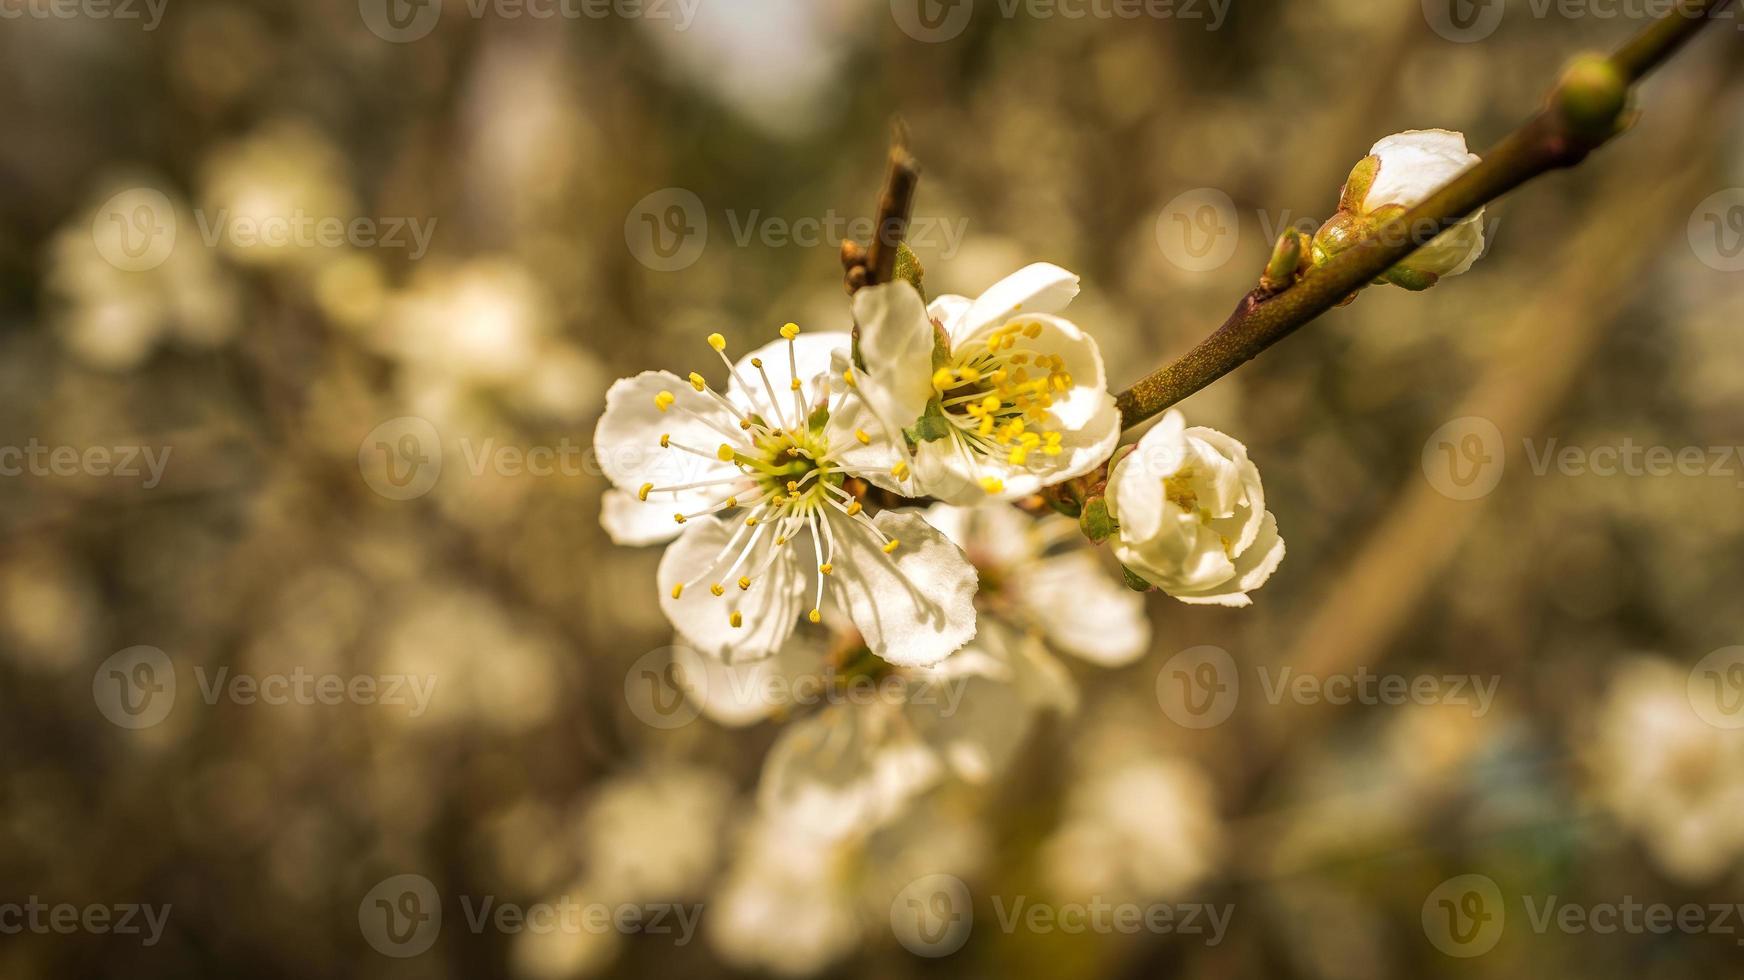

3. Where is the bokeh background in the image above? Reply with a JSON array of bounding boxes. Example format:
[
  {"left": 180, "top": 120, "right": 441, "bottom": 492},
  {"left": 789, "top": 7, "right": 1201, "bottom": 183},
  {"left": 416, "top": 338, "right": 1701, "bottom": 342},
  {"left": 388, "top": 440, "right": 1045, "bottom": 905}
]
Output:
[{"left": 3, "top": 0, "right": 1744, "bottom": 976}]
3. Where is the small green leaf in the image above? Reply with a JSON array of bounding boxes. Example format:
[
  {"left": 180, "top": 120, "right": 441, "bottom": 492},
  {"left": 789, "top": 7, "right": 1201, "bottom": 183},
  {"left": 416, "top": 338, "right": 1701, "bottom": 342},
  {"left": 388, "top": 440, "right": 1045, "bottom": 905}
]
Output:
[
  {"left": 1079, "top": 496, "right": 1114, "bottom": 543},
  {"left": 1120, "top": 564, "right": 1154, "bottom": 593},
  {"left": 893, "top": 242, "right": 926, "bottom": 302},
  {"left": 909, "top": 404, "right": 953, "bottom": 443}
]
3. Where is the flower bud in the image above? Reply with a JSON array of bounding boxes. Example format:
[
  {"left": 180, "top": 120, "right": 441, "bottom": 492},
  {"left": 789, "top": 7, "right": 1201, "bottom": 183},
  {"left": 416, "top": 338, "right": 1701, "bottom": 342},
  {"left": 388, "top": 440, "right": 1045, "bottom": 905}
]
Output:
[
  {"left": 1555, "top": 55, "right": 1629, "bottom": 139},
  {"left": 1317, "top": 129, "right": 1487, "bottom": 286}
]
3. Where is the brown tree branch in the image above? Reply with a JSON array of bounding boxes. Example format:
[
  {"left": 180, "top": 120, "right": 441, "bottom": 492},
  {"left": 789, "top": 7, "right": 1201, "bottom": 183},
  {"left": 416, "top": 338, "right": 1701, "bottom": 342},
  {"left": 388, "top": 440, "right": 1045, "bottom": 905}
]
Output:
[{"left": 1114, "top": 0, "right": 1736, "bottom": 429}]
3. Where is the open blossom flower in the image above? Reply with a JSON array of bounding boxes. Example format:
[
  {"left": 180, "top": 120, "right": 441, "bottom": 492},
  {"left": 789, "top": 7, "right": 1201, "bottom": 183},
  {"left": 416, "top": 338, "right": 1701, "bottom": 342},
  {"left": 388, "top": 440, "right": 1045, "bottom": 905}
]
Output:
[
  {"left": 592, "top": 325, "right": 977, "bottom": 666},
  {"left": 1315, "top": 129, "right": 1486, "bottom": 288},
  {"left": 924, "top": 503, "right": 1149, "bottom": 668},
  {"left": 1105, "top": 410, "right": 1285, "bottom": 606},
  {"left": 851, "top": 263, "right": 1120, "bottom": 503}
]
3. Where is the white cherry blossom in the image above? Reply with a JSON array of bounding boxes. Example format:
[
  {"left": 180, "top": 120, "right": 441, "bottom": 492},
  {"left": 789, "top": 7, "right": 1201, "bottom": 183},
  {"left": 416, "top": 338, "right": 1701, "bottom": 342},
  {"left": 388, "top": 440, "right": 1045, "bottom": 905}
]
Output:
[
  {"left": 1105, "top": 410, "right": 1285, "bottom": 606},
  {"left": 592, "top": 326, "right": 978, "bottom": 666},
  {"left": 1330, "top": 128, "right": 1487, "bottom": 285},
  {"left": 851, "top": 263, "right": 1121, "bottom": 503}
]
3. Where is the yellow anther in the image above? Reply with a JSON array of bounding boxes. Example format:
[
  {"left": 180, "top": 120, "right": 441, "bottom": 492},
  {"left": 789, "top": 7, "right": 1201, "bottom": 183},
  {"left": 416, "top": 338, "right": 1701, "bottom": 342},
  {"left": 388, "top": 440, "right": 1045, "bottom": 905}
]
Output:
[
  {"left": 855, "top": 429, "right": 872, "bottom": 446},
  {"left": 790, "top": 378, "right": 802, "bottom": 391},
  {"left": 980, "top": 477, "right": 1005, "bottom": 494},
  {"left": 710, "top": 583, "right": 725, "bottom": 597},
  {"left": 671, "top": 583, "right": 684, "bottom": 599},
  {"left": 955, "top": 366, "right": 981, "bottom": 383},
  {"left": 1023, "top": 321, "right": 1042, "bottom": 338},
  {"left": 707, "top": 332, "right": 727, "bottom": 351},
  {"left": 989, "top": 369, "right": 1008, "bottom": 384},
  {"left": 808, "top": 609, "right": 821, "bottom": 624},
  {"left": 774, "top": 535, "right": 788, "bottom": 545},
  {"left": 751, "top": 357, "right": 764, "bottom": 368},
  {"left": 842, "top": 368, "right": 856, "bottom": 387},
  {"left": 738, "top": 576, "right": 751, "bottom": 590},
  {"left": 654, "top": 390, "right": 676, "bottom": 412},
  {"left": 786, "top": 481, "right": 800, "bottom": 493},
  {"left": 660, "top": 434, "right": 671, "bottom": 448},
  {"left": 819, "top": 563, "right": 834, "bottom": 575},
  {"left": 688, "top": 372, "right": 707, "bottom": 392},
  {"left": 729, "top": 611, "right": 743, "bottom": 628},
  {"left": 891, "top": 460, "right": 911, "bottom": 479},
  {"left": 745, "top": 516, "right": 759, "bottom": 527},
  {"left": 845, "top": 501, "right": 863, "bottom": 516},
  {"left": 673, "top": 514, "right": 687, "bottom": 525},
  {"left": 781, "top": 322, "right": 800, "bottom": 340},
  {"left": 981, "top": 394, "right": 1001, "bottom": 412},
  {"left": 1008, "top": 447, "right": 1028, "bottom": 465},
  {"left": 739, "top": 419, "right": 753, "bottom": 429},
  {"left": 716, "top": 443, "right": 736, "bottom": 461},
  {"left": 931, "top": 368, "right": 955, "bottom": 390},
  {"left": 638, "top": 482, "right": 654, "bottom": 501},
  {"left": 723, "top": 496, "right": 737, "bottom": 507},
  {"left": 882, "top": 539, "right": 901, "bottom": 554}
]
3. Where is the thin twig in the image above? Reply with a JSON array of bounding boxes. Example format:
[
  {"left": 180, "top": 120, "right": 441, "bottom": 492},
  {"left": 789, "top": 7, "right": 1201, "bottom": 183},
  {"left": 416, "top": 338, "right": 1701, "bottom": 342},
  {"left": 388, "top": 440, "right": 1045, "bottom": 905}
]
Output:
[
  {"left": 1114, "top": 0, "right": 1736, "bottom": 429},
  {"left": 847, "top": 125, "right": 920, "bottom": 293}
]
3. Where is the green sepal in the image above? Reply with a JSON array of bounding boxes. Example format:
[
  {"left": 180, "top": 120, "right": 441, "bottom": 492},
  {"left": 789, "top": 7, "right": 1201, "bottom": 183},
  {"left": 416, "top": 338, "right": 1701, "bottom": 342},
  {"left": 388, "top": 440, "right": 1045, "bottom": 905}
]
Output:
[
  {"left": 1079, "top": 496, "right": 1114, "bottom": 543},
  {"left": 908, "top": 403, "right": 953, "bottom": 443},
  {"left": 1120, "top": 564, "right": 1154, "bottom": 593}
]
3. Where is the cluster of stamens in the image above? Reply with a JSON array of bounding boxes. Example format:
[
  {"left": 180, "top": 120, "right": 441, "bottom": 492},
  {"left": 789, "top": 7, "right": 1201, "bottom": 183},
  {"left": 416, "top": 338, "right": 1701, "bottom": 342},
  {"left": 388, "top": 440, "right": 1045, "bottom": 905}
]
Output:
[
  {"left": 929, "top": 319, "right": 1072, "bottom": 493},
  {"left": 639, "top": 325, "right": 903, "bottom": 633}
]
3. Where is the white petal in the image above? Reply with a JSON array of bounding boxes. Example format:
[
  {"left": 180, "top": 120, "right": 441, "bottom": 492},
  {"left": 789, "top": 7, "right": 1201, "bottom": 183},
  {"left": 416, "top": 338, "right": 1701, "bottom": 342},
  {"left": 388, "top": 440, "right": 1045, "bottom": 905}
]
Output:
[
  {"left": 1013, "top": 550, "right": 1150, "bottom": 667},
  {"left": 673, "top": 632, "right": 823, "bottom": 727},
  {"left": 823, "top": 392, "right": 913, "bottom": 495},
  {"left": 926, "top": 294, "right": 972, "bottom": 338},
  {"left": 1170, "top": 510, "right": 1286, "bottom": 607},
  {"left": 851, "top": 282, "right": 936, "bottom": 432},
  {"left": 828, "top": 510, "right": 978, "bottom": 667},
  {"left": 726, "top": 331, "right": 848, "bottom": 418},
  {"left": 1106, "top": 410, "right": 1189, "bottom": 543},
  {"left": 600, "top": 487, "right": 684, "bottom": 546},
  {"left": 958, "top": 263, "right": 1080, "bottom": 341},
  {"left": 904, "top": 624, "right": 1074, "bottom": 783},
  {"left": 1365, "top": 129, "right": 1479, "bottom": 211},
  {"left": 757, "top": 701, "right": 942, "bottom": 840},
  {"left": 594, "top": 371, "right": 744, "bottom": 500},
  {"left": 657, "top": 517, "right": 808, "bottom": 660}
]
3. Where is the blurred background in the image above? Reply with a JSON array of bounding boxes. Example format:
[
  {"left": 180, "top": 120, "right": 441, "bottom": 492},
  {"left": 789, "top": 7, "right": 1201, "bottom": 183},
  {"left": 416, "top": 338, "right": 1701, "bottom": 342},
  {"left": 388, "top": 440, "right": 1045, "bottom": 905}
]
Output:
[{"left": 3, "top": 0, "right": 1744, "bottom": 976}]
